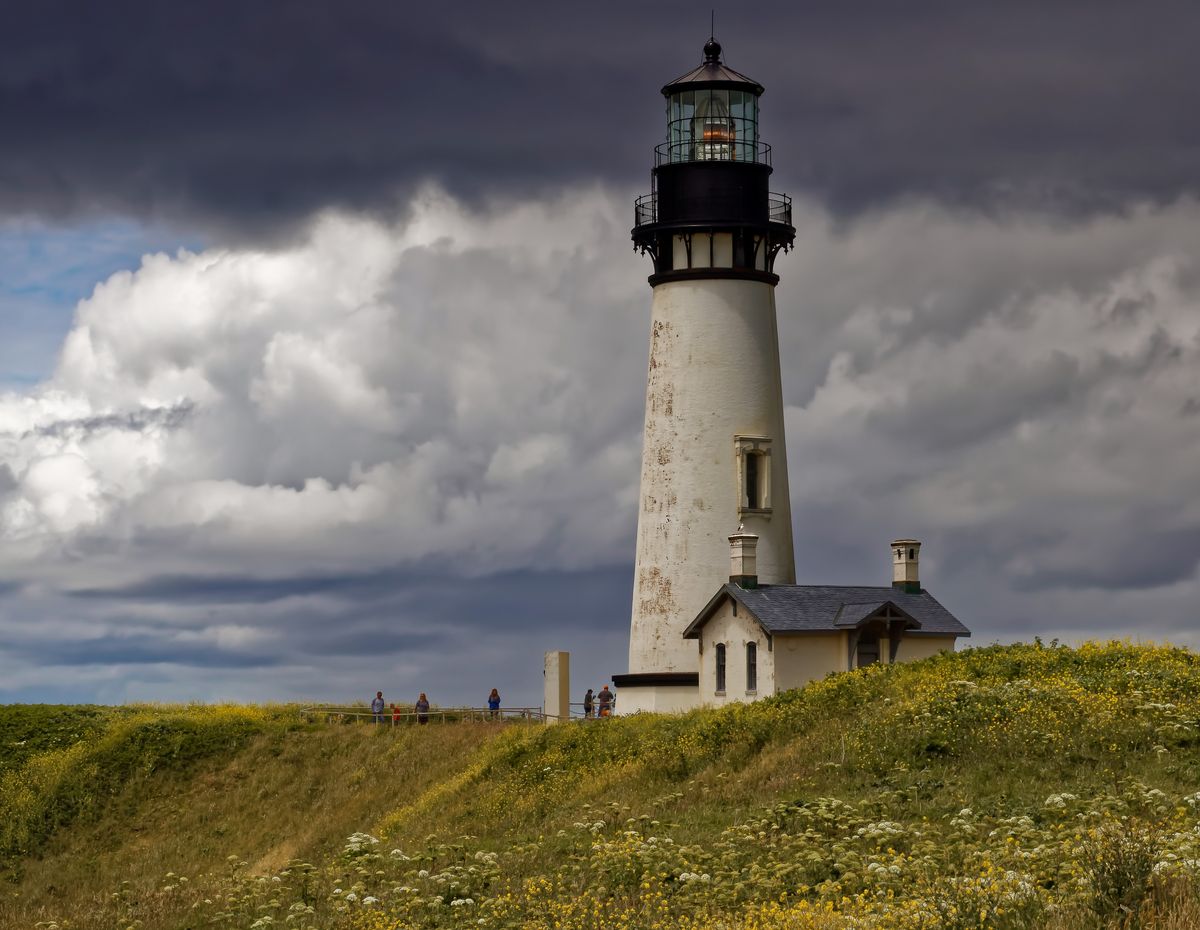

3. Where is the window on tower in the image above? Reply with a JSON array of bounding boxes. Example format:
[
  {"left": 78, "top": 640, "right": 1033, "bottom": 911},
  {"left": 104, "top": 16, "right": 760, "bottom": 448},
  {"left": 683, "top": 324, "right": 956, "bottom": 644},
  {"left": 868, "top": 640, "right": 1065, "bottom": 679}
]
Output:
[
  {"left": 735, "top": 436, "right": 772, "bottom": 514},
  {"left": 666, "top": 88, "right": 759, "bottom": 163}
]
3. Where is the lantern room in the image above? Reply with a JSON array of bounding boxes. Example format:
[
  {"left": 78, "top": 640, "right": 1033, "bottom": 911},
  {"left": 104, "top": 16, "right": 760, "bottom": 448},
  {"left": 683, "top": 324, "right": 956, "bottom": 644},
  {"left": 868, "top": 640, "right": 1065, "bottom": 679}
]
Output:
[{"left": 663, "top": 39, "right": 764, "bottom": 164}]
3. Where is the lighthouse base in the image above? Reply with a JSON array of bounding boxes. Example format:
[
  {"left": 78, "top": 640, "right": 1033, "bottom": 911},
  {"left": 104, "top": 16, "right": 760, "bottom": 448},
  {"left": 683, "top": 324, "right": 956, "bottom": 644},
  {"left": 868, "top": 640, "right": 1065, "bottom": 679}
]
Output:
[{"left": 611, "top": 672, "right": 700, "bottom": 715}]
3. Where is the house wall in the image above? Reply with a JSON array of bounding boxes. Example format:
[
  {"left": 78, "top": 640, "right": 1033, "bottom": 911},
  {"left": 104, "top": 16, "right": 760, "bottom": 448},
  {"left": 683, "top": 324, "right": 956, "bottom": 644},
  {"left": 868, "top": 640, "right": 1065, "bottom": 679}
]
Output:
[
  {"left": 614, "top": 684, "right": 700, "bottom": 715},
  {"left": 893, "top": 635, "right": 958, "bottom": 663},
  {"left": 774, "top": 633, "right": 848, "bottom": 693},
  {"left": 697, "top": 598, "right": 773, "bottom": 705}
]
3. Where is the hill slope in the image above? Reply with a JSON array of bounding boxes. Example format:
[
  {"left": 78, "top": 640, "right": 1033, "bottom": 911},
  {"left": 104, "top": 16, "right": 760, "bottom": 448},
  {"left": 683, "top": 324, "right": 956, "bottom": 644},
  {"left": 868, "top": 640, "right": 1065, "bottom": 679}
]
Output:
[{"left": 7, "top": 642, "right": 1200, "bottom": 929}]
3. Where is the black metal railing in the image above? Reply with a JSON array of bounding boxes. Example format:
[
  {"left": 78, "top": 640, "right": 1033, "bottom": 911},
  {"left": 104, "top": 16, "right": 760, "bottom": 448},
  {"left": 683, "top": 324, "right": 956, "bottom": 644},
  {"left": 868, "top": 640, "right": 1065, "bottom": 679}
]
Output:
[
  {"left": 654, "top": 139, "right": 772, "bottom": 168},
  {"left": 633, "top": 191, "right": 793, "bottom": 229},
  {"left": 635, "top": 192, "right": 657, "bottom": 227},
  {"left": 768, "top": 192, "right": 792, "bottom": 226}
]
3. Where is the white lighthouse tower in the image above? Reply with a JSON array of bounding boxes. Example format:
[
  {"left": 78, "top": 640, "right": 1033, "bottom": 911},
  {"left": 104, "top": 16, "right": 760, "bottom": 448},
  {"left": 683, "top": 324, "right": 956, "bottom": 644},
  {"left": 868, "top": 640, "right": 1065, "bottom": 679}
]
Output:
[{"left": 613, "top": 37, "right": 796, "bottom": 713}]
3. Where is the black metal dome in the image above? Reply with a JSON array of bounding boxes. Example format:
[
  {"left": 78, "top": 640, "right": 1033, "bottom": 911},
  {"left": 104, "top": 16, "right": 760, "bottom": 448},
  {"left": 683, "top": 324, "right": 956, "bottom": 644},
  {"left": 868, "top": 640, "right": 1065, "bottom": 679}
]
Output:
[{"left": 661, "top": 39, "right": 764, "bottom": 97}]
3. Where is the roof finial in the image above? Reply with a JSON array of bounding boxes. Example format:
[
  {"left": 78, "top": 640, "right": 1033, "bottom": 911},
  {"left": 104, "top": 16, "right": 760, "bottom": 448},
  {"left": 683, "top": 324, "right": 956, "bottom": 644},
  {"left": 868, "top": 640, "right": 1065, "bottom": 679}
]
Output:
[{"left": 703, "top": 33, "right": 722, "bottom": 64}]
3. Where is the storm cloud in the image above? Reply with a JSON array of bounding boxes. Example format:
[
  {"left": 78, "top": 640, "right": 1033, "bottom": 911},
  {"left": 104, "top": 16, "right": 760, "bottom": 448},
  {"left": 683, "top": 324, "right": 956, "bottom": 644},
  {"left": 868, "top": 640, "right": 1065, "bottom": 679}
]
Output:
[
  {"left": 2, "top": 5, "right": 1199, "bottom": 704},
  {"left": 4, "top": 2, "right": 1200, "bottom": 235}
]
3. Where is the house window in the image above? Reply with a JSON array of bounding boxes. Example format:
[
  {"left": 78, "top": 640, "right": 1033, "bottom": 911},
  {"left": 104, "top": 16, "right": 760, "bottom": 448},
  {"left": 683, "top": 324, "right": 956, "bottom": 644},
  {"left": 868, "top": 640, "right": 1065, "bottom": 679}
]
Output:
[
  {"left": 746, "top": 642, "right": 757, "bottom": 692},
  {"left": 735, "top": 436, "right": 771, "bottom": 513},
  {"left": 715, "top": 643, "right": 726, "bottom": 693}
]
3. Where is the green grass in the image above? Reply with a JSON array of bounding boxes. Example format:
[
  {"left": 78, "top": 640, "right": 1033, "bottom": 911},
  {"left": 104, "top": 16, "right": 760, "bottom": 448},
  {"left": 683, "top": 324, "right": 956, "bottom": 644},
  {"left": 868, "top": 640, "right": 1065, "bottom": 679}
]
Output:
[{"left": 7, "top": 642, "right": 1200, "bottom": 930}]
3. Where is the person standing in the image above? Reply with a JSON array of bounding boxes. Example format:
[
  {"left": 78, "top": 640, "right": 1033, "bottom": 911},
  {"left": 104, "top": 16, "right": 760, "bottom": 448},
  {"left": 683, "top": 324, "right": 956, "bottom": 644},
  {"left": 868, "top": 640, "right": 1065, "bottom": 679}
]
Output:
[
  {"left": 583, "top": 688, "right": 595, "bottom": 719},
  {"left": 415, "top": 693, "right": 430, "bottom": 725},
  {"left": 597, "top": 685, "right": 613, "bottom": 718},
  {"left": 487, "top": 688, "right": 501, "bottom": 720},
  {"left": 371, "top": 691, "right": 385, "bottom": 724},
  {"left": 391, "top": 703, "right": 401, "bottom": 725}
]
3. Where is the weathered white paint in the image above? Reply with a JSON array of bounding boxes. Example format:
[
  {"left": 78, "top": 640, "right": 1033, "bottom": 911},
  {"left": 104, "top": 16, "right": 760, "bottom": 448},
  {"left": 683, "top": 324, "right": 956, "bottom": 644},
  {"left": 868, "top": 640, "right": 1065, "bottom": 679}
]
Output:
[
  {"left": 774, "top": 633, "right": 849, "bottom": 693},
  {"left": 893, "top": 635, "right": 957, "bottom": 663},
  {"left": 543, "top": 651, "right": 570, "bottom": 724},
  {"left": 625, "top": 276, "right": 795, "bottom": 714},
  {"left": 696, "top": 596, "right": 773, "bottom": 705},
  {"left": 892, "top": 538, "right": 921, "bottom": 587}
]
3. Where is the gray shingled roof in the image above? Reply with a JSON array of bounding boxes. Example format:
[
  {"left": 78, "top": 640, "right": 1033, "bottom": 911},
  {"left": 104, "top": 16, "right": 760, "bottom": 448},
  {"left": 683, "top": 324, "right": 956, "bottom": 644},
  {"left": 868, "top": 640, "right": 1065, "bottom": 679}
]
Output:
[{"left": 683, "top": 584, "right": 970, "bottom": 638}]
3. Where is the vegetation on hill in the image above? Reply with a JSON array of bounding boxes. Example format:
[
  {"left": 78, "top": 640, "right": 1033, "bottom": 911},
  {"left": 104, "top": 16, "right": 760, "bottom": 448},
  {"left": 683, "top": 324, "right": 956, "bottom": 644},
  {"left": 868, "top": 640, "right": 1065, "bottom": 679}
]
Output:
[{"left": 7, "top": 642, "right": 1200, "bottom": 929}]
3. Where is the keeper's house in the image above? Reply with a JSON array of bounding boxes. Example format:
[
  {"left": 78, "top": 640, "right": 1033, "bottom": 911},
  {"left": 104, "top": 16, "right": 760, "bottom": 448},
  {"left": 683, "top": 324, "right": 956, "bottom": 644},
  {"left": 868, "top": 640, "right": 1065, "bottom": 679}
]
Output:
[{"left": 681, "top": 534, "right": 970, "bottom": 705}]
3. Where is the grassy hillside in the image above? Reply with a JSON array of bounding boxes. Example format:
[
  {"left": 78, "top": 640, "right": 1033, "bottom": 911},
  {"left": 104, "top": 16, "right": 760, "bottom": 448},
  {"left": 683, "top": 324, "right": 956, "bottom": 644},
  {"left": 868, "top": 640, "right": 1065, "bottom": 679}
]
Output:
[{"left": 7, "top": 642, "right": 1200, "bottom": 929}]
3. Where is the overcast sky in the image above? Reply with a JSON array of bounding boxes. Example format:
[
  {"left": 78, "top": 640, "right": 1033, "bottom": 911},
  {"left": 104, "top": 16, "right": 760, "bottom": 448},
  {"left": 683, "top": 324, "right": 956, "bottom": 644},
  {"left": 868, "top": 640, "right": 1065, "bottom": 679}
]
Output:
[{"left": 2, "top": 2, "right": 1199, "bottom": 705}]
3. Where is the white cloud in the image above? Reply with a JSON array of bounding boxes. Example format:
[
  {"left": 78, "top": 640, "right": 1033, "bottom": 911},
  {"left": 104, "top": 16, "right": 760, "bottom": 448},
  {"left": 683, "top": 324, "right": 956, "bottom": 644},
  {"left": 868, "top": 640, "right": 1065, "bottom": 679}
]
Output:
[{"left": 2, "top": 188, "right": 1200, "bottom": 701}]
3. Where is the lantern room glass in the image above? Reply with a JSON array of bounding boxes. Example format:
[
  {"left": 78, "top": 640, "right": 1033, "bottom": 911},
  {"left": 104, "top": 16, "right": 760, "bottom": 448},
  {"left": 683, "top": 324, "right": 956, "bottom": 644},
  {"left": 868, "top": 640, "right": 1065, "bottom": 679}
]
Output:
[{"left": 666, "top": 89, "right": 758, "bottom": 163}]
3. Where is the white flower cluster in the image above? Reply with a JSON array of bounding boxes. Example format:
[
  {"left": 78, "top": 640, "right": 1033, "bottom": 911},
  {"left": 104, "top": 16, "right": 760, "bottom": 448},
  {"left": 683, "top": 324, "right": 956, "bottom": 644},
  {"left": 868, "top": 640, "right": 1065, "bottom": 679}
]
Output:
[
  {"left": 343, "top": 832, "right": 380, "bottom": 855},
  {"left": 856, "top": 820, "right": 906, "bottom": 841}
]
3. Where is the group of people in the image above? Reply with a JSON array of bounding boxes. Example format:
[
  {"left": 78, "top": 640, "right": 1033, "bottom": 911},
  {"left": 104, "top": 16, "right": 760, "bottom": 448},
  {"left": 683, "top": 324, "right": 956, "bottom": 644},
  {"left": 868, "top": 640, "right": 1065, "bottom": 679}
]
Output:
[
  {"left": 370, "top": 691, "right": 432, "bottom": 724},
  {"left": 581, "top": 684, "right": 614, "bottom": 718},
  {"left": 369, "top": 688, "right": 502, "bottom": 725},
  {"left": 367, "top": 684, "right": 614, "bottom": 724}
]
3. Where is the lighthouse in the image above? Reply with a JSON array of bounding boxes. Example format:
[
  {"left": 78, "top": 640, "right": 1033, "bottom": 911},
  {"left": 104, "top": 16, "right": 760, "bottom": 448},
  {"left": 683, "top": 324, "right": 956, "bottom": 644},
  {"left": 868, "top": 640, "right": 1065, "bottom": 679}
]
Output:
[{"left": 613, "top": 37, "right": 797, "bottom": 713}]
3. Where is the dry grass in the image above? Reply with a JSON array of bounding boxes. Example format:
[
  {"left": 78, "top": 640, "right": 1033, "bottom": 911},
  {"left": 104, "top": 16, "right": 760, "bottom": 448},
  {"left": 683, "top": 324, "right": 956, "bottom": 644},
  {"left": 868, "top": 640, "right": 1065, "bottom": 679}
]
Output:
[
  {"left": 10, "top": 643, "right": 1200, "bottom": 929},
  {"left": 1, "top": 721, "right": 507, "bottom": 930}
]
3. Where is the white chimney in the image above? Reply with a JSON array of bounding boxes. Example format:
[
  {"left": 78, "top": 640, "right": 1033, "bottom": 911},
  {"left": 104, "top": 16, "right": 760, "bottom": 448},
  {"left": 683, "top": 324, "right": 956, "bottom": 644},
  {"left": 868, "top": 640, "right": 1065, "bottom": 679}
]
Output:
[
  {"left": 729, "top": 526, "right": 759, "bottom": 588},
  {"left": 892, "top": 538, "right": 921, "bottom": 593}
]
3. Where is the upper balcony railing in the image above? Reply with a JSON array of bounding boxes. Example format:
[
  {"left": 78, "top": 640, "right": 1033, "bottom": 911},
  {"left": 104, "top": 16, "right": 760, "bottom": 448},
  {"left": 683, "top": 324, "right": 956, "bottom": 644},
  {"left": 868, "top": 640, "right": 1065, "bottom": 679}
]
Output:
[
  {"left": 633, "top": 191, "right": 792, "bottom": 229},
  {"left": 654, "top": 139, "right": 773, "bottom": 168}
]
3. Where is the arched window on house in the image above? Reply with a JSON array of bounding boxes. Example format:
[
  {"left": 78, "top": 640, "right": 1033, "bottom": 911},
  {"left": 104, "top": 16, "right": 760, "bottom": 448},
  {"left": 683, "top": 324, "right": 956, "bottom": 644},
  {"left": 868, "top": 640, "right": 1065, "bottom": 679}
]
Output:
[{"left": 715, "top": 643, "right": 727, "bottom": 693}]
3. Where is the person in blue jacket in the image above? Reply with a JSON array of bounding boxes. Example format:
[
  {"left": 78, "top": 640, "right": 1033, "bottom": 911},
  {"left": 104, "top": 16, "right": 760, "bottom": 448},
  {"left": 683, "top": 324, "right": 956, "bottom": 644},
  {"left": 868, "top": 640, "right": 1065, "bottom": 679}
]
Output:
[{"left": 487, "top": 688, "right": 501, "bottom": 719}]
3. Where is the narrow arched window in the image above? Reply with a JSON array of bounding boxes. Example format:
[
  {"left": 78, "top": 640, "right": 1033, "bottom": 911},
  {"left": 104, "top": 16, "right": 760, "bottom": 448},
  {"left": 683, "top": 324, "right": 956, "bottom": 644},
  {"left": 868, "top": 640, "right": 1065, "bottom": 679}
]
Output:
[
  {"left": 746, "top": 642, "right": 757, "bottom": 692},
  {"left": 715, "top": 643, "right": 727, "bottom": 693},
  {"left": 745, "top": 452, "right": 760, "bottom": 509}
]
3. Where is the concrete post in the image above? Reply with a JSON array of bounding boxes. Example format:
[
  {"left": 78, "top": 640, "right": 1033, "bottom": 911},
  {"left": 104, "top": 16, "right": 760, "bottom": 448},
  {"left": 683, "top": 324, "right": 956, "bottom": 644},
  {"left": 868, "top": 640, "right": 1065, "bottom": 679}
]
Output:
[{"left": 543, "top": 651, "right": 570, "bottom": 724}]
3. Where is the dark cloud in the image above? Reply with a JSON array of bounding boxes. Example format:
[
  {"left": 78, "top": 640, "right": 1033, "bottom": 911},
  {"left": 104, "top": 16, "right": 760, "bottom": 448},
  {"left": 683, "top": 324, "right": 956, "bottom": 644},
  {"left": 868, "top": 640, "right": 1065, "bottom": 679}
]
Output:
[
  {"left": 66, "top": 566, "right": 632, "bottom": 637},
  {"left": 13, "top": 637, "right": 281, "bottom": 669},
  {"left": 66, "top": 569, "right": 411, "bottom": 605},
  {"left": 26, "top": 402, "right": 193, "bottom": 440},
  {"left": 4, "top": 2, "right": 1200, "bottom": 235}
]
